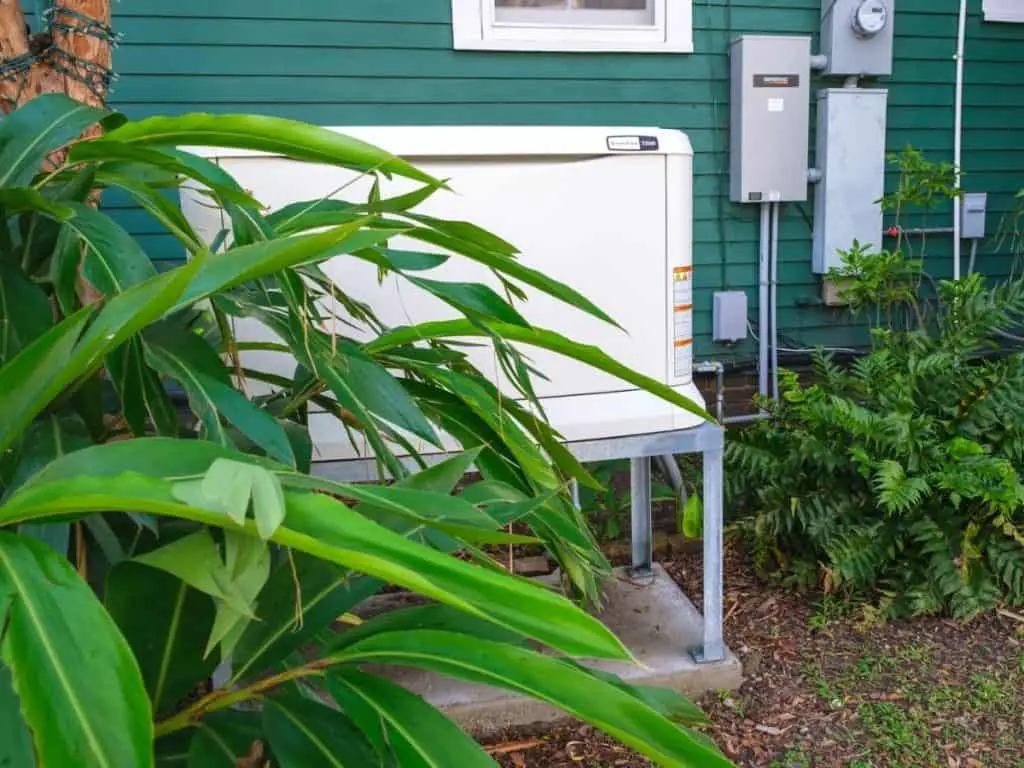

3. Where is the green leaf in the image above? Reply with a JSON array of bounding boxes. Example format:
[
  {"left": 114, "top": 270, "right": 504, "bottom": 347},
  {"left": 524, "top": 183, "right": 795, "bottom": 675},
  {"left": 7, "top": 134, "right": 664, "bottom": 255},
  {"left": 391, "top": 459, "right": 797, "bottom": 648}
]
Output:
[
  {"left": 16, "top": 522, "right": 70, "bottom": 557},
  {"left": 7, "top": 412, "right": 92, "bottom": 491},
  {"left": 368, "top": 320, "right": 712, "bottom": 424},
  {"left": 71, "top": 141, "right": 260, "bottom": 209},
  {"left": 107, "top": 339, "right": 179, "bottom": 438},
  {"left": 405, "top": 276, "right": 529, "bottom": 326},
  {"left": 329, "top": 670, "right": 493, "bottom": 768},
  {"left": 175, "top": 223, "right": 395, "bottom": 310},
  {"left": 173, "top": 459, "right": 286, "bottom": 540},
  {"left": 0, "top": 262, "right": 52, "bottom": 365},
  {"left": 326, "top": 603, "right": 523, "bottom": 654},
  {"left": 230, "top": 449, "right": 479, "bottom": 683},
  {"left": 0, "top": 187, "right": 75, "bottom": 219},
  {"left": 0, "top": 664, "right": 34, "bottom": 768},
  {"left": 404, "top": 212, "right": 519, "bottom": 255},
  {"left": 405, "top": 227, "right": 619, "bottom": 328},
  {"left": 332, "top": 340, "right": 440, "bottom": 447},
  {"left": 334, "top": 630, "right": 729, "bottom": 768},
  {"left": 0, "top": 305, "right": 94, "bottom": 456},
  {"left": 68, "top": 202, "right": 158, "bottom": 295},
  {"left": 0, "top": 532, "right": 153, "bottom": 768},
  {"left": 263, "top": 693, "right": 379, "bottom": 768},
  {"left": 681, "top": 494, "right": 703, "bottom": 539},
  {"left": 355, "top": 248, "right": 449, "bottom": 272},
  {"left": 0, "top": 94, "right": 108, "bottom": 187},
  {"left": 230, "top": 557, "right": 380, "bottom": 685},
  {"left": 99, "top": 170, "right": 204, "bottom": 252},
  {"left": 146, "top": 329, "right": 294, "bottom": 465},
  {"left": 186, "top": 710, "right": 264, "bottom": 768},
  {"left": 105, "top": 562, "right": 218, "bottom": 716},
  {"left": 203, "top": 533, "right": 271, "bottom": 659},
  {"left": 133, "top": 530, "right": 258, "bottom": 618},
  {"left": 105, "top": 113, "right": 444, "bottom": 187},
  {"left": 1, "top": 462, "right": 631, "bottom": 660},
  {"left": 147, "top": 343, "right": 232, "bottom": 448}
]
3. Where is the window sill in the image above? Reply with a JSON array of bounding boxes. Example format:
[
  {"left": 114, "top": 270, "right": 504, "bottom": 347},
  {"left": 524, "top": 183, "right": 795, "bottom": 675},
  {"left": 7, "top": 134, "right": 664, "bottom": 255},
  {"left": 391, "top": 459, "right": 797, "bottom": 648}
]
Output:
[{"left": 453, "top": 37, "right": 693, "bottom": 53}]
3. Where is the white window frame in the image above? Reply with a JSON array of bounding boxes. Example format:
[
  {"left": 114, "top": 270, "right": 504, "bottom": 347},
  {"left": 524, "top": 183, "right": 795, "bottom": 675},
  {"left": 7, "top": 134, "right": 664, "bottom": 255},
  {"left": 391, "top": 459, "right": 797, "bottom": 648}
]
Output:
[
  {"left": 451, "top": 0, "right": 693, "bottom": 53},
  {"left": 983, "top": 0, "right": 1024, "bottom": 22}
]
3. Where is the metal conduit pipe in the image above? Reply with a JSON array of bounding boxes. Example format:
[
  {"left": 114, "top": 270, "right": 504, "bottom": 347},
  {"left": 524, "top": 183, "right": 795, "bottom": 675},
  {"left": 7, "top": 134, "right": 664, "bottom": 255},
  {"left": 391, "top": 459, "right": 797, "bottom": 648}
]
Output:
[
  {"left": 952, "top": 0, "right": 968, "bottom": 281},
  {"left": 770, "top": 202, "right": 781, "bottom": 401},
  {"left": 758, "top": 203, "right": 771, "bottom": 399}
]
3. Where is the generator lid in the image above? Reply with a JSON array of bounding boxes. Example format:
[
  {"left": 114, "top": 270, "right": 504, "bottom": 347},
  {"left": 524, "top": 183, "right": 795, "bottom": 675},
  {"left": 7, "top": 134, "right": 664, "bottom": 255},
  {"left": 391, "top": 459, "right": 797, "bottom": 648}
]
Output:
[{"left": 191, "top": 126, "right": 692, "bottom": 160}]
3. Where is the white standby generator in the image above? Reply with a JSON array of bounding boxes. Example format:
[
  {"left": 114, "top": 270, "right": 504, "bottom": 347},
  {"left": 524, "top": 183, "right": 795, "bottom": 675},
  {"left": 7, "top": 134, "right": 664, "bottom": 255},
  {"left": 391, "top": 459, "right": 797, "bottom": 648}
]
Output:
[{"left": 181, "top": 127, "right": 705, "bottom": 463}]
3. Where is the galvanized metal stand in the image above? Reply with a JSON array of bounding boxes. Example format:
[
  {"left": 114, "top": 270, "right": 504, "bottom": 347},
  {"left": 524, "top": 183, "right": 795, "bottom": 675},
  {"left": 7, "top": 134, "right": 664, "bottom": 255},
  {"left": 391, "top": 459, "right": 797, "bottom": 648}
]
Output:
[{"left": 313, "top": 421, "right": 726, "bottom": 664}]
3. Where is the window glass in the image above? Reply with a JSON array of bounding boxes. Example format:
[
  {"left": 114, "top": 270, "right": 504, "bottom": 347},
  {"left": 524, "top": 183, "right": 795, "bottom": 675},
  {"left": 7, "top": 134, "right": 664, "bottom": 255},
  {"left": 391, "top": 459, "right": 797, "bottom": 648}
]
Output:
[{"left": 494, "top": 0, "right": 655, "bottom": 26}]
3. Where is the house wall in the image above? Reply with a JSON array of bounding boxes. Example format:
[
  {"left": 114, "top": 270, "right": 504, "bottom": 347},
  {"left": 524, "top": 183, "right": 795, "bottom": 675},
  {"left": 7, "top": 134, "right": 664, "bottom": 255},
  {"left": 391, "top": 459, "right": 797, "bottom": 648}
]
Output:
[{"left": 96, "top": 0, "right": 1024, "bottom": 363}]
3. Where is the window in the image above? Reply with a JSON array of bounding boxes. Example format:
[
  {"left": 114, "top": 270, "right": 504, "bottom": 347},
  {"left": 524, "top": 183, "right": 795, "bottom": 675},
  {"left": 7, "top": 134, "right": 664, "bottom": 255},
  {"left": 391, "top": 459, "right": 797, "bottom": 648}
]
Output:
[
  {"left": 451, "top": 0, "right": 693, "bottom": 53},
  {"left": 983, "top": 0, "right": 1024, "bottom": 22}
]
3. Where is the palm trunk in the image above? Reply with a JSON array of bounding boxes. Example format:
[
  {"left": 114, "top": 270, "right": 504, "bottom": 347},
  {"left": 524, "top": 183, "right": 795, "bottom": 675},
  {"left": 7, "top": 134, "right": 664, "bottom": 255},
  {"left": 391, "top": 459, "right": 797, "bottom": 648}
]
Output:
[{"left": 0, "top": 0, "right": 112, "bottom": 114}]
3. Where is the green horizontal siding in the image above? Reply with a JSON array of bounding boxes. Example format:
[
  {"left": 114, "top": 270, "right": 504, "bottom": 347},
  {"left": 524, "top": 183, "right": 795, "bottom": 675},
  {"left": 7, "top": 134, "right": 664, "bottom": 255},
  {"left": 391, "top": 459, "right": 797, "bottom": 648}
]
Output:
[{"left": 90, "top": 0, "right": 1024, "bottom": 362}]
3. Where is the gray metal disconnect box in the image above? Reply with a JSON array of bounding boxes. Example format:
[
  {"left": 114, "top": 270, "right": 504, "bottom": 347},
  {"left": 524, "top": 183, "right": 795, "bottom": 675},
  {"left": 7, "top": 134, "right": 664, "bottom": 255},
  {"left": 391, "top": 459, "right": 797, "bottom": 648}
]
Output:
[{"left": 730, "top": 35, "right": 811, "bottom": 204}]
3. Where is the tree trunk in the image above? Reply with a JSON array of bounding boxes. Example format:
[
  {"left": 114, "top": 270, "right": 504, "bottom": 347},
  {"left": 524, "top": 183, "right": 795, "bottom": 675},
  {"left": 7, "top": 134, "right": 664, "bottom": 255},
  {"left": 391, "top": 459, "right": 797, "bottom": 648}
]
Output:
[
  {"left": 0, "top": 0, "right": 113, "bottom": 305},
  {"left": 0, "top": 0, "right": 112, "bottom": 114}
]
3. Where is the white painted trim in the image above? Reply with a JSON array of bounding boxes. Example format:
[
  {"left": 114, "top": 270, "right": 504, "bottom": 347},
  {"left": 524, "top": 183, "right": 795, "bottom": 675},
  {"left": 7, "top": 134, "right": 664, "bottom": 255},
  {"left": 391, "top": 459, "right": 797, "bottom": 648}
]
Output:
[
  {"left": 983, "top": 0, "right": 1024, "bottom": 22},
  {"left": 451, "top": 0, "right": 693, "bottom": 53}
]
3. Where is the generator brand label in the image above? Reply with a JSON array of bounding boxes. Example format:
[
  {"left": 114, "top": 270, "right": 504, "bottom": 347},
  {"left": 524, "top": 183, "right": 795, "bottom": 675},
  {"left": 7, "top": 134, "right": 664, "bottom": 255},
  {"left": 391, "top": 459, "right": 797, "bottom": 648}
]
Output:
[
  {"left": 753, "top": 74, "right": 800, "bottom": 88},
  {"left": 672, "top": 266, "right": 693, "bottom": 378},
  {"left": 607, "top": 135, "right": 660, "bottom": 152}
]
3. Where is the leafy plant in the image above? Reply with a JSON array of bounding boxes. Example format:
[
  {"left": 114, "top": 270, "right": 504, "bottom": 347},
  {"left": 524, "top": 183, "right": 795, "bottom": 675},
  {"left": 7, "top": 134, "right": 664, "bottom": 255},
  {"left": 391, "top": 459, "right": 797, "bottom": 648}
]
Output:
[
  {"left": 577, "top": 460, "right": 677, "bottom": 542},
  {"left": 0, "top": 95, "right": 726, "bottom": 766},
  {"left": 728, "top": 269, "right": 1024, "bottom": 619}
]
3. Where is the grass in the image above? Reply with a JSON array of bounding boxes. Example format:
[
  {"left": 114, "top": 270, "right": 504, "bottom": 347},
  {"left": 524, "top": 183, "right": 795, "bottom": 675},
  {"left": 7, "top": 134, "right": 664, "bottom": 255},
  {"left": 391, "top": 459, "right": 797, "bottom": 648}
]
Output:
[{"left": 799, "top": 638, "right": 1023, "bottom": 767}]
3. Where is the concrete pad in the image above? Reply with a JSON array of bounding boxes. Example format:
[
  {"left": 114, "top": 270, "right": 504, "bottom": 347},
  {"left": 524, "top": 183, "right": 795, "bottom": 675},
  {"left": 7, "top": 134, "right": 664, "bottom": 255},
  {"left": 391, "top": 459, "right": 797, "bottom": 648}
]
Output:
[{"left": 359, "top": 564, "right": 742, "bottom": 735}]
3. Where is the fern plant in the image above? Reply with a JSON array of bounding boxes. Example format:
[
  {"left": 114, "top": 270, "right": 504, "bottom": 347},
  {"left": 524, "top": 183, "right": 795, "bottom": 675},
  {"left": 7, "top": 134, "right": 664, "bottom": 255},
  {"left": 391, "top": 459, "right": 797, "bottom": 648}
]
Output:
[{"left": 729, "top": 270, "right": 1024, "bottom": 619}]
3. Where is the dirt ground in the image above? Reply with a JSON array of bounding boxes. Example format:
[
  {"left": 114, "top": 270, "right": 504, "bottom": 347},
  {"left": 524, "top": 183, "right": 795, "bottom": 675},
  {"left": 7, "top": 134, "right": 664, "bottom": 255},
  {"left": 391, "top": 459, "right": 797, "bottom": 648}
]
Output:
[{"left": 480, "top": 546, "right": 1024, "bottom": 768}]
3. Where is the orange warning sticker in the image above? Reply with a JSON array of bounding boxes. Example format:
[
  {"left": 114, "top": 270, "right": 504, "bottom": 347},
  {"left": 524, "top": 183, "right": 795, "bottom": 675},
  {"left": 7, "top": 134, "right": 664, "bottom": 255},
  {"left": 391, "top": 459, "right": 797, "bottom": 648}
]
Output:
[{"left": 671, "top": 265, "right": 693, "bottom": 378}]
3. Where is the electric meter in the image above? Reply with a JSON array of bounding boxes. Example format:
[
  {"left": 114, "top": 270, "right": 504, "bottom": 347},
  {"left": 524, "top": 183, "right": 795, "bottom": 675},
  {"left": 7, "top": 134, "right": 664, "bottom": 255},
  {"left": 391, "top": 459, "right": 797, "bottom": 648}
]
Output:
[{"left": 852, "top": 0, "right": 889, "bottom": 38}]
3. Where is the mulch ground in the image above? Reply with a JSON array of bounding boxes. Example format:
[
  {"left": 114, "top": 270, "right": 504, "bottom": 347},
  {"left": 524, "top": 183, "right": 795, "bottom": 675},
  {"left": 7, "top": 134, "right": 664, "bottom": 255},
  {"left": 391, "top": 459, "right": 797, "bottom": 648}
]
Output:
[{"left": 480, "top": 545, "right": 1024, "bottom": 768}]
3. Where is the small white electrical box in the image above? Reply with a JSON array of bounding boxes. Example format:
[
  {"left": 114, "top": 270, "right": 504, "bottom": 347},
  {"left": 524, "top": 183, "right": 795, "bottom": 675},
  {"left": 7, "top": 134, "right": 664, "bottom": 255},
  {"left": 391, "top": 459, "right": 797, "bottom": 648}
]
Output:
[
  {"left": 961, "top": 192, "right": 988, "bottom": 239},
  {"left": 713, "top": 291, "right": 749, "bottom": 343}
]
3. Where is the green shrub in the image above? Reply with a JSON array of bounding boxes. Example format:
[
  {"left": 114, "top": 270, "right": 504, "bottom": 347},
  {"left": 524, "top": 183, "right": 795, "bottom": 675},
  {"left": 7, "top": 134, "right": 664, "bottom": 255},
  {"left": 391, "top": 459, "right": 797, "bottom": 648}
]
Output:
[
  {"left": 728, "top": 265, "right": 1024, "bottom": 619},
  {"left": 0, "top": 95, "right": 725, "bottom": 767}
]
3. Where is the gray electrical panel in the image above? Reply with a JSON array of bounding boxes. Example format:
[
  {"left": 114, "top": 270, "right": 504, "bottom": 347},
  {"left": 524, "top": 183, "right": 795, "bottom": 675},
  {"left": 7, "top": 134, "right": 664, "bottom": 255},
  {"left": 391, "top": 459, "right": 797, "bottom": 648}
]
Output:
[
  {"left": 821, "top": 0, "right": 896, "bottom": 77},
  {"left": 730, "top": 35, "right": 811, "bottom": 204},
  {"left": 812, "top": 88, "right": 888, "bottom": 274}
]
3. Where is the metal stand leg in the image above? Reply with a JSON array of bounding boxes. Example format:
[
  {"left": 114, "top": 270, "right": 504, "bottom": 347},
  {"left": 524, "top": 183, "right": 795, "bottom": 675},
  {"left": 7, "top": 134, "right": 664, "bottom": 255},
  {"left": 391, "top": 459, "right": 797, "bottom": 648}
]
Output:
[
  {"left": 693, "top": 434, "right": 726, "bottom": 663},
  {"left": 630, "top": 457, "right": 653, "bottom": 577}
]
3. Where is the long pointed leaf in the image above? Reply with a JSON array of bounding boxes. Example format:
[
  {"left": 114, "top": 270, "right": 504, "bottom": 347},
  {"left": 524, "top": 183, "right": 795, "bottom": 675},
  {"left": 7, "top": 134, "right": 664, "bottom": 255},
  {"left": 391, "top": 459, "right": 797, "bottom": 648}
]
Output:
[
  {"left": 368, "top": 320, "right": 712, "bottom": 423},
  {"left": 329, "top": 670, "right": 492, "bottom": 768},
  {"left": 0, "top": 306, "right": 94, "bottom": 455},
  {"left": 263, "top": 693, "right": 379, "bottom": 768},
  {"left": 0, "top": 94, "right": 107, "bottom": 187},
  {"left": 0, "top": 532, "right": 153, "bottom": 768},
  {"left": 0, "top": 664, "right": 34, "bottom": 768},
  {"left": 333, "top": 630, "right": 729, "bottom": 768},
  {"left": 105, "top": 113, "right": 444, "bottom": 187},
  {"left": 0, "top": 462, "right": 632, "bottom": 660},
  {"left": 105, "top": 562, "right": 218, "bottom": 716}
]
